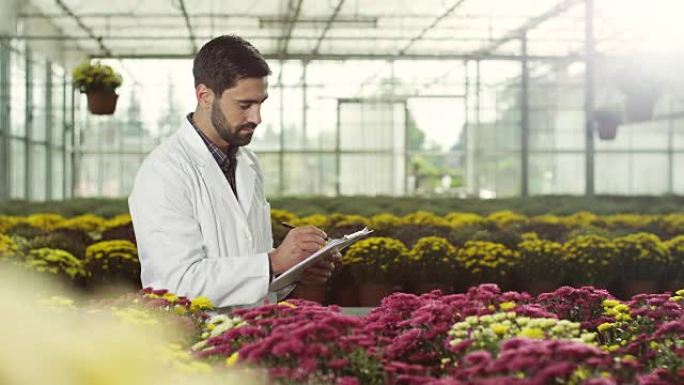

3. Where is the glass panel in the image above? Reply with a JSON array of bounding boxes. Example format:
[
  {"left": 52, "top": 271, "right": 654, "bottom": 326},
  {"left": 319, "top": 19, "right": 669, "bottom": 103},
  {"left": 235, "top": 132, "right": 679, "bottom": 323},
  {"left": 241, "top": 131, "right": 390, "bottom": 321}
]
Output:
[
  {"left": 529, "top": 153, "right": 585, "bottom": 195},
  {"left": 52, "top": 66, "right": 65, "bottom": 146},
  {"left": 30, "top": 58, "right": 47, "bottom": 142},
  {"left": 30, "top": 144, "right": 46, "bottom": 201},
  {"left": 281, "top": 86, "right": 304, "bottom": 150},
  {"left": 339, "top": 153, "right": 404, "bottom": 196},
  {"left": 10, "top": 138, "right": 25, "bottom": 199},
  {"left": 474, "top": 153, "right": 521, "bottom": 198},
  {"left": 51, "top": 150, "right": 63, "bottom": 200},
  {"left": 407, "top": 153, "right": 462, "bottom": 196},
  {"left": 281, "top": 153, "right": 336, "bottom": 196},
  {"left": 10, "top": 43, "right": 26, "bottom": 137},
  {"left": 339, "top": 101, "right": 405, "bottom": 151},
  {"left": 254, "top": 153, "right": 281, "bottom": 197},
  {"left": 675, "top": 154, "right": 684, "bottom": 195},
  {"left": 596, "top": 153, "right": 669, "bottom": 195},
  {"left": 596, "top": 120, "right": 670, "bottom": 151},
  {"left": 120, "top": 154, "right": 147, "bottom": 196},
  {"left": 305, "top": 93, "right": 336, "bottom": 151},
  {"left": 250, "top": 84, "right": 281, "bottom": 151},
  {"left": 75, "top": 153, "right": 127, "bottom": 198},
  {"left": 672, "top": 118, "right": 684, "bottom": 150},
  {"left": 406, "top": 97, "right": 464, "bottom": 152},
  {"left": 64, "top": 149, "right": 72, "bottom": 199}
]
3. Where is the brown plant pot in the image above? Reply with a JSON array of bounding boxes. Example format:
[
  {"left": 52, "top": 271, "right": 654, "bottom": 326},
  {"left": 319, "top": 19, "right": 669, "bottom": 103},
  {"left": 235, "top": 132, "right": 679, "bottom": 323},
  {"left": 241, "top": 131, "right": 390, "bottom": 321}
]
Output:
[
  {"left": 291, "top": 283, "right": 327, "bottom": 304},
  {"left": 623, "top": 279, "right": 659, "bottom": 299},
  {"left": 414, "top": 282, "right": 453, "bottom": 295},
  {"left": 660, "top": 280, "right": 684, "bottom": 294},
  {"left": 87, "top": 91, "right": 119, "bottom": 115},
  {"left": 594, "top": 110, "right": 621, "bottom": 140},
  {"left": 525, "top": 280, "right": 559, "bottom": 297},
  {"left": 331, "top": 285, "right": 359, "bottom": 307},
  {"left": 357, "top": 283, "right": 397, "bottom": 307}
]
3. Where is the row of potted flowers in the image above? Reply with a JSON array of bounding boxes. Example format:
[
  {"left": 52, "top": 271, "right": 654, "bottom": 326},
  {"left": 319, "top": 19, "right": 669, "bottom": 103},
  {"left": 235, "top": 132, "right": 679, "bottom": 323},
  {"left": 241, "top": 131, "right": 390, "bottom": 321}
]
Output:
[
  {"left": 3, "top": 221, "right": 684, "bottom": 301},
  {"left": 33, "top": 281, "right": 684, "bottom": 385},
  {"left": 2, "top": 210, "right": 684, "bottom": 243}
]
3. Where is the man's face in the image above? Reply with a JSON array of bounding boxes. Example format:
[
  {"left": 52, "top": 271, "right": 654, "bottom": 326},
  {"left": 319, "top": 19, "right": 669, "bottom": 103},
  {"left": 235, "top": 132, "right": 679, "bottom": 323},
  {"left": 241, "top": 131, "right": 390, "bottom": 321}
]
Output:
[{"left": 211, "top": 77, "right": 268, "bottom": 147}]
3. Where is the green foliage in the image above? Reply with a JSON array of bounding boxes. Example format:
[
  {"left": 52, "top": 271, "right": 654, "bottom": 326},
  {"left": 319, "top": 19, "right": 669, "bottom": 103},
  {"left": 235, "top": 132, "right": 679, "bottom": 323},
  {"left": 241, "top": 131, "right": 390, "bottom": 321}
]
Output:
[
  {"left": 72, "top": 61, "right": 123, "bottom": 93},
  {"left": 2, "top": 196, "right": 684, "bottom": 218},
  {"left": 342, "top": 237, "right": 408, "bottom": 283}
]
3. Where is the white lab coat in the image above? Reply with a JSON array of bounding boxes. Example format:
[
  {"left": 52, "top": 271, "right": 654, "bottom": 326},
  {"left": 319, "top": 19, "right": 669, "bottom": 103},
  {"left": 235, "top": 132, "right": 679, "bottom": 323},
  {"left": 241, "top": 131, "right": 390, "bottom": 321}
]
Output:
[{"left": 128, "top": 117, "right": 279, "bottom": 308}]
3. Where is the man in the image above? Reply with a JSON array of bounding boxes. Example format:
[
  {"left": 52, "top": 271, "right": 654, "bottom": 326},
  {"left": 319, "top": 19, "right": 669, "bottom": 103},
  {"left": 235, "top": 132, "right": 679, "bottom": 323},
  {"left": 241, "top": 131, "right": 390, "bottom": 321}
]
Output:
[{"left": 129, "top": 35, "right": 337, "bottom": 308}]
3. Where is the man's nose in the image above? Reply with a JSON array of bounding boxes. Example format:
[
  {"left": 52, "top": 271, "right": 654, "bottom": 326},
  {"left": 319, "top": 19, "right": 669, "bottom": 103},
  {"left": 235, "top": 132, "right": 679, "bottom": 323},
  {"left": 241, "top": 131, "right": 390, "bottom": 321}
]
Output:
[{"left": 248, "top": 106, "right": 262, "bottom": 125}]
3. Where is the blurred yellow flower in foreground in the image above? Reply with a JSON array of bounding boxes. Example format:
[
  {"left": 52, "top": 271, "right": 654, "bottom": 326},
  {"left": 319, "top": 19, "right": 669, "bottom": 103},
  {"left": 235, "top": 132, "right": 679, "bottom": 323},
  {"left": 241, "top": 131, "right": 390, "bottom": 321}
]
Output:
[{"left": 0, "top": 264, "right": 259, "bottom": 385}]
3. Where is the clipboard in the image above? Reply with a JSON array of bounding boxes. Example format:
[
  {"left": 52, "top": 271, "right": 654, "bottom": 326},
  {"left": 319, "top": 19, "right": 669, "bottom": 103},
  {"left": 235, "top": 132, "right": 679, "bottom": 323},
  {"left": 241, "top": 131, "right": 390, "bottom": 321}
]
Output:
[{"left": 269, "top": 227, "right": 374, "bottom": 292}]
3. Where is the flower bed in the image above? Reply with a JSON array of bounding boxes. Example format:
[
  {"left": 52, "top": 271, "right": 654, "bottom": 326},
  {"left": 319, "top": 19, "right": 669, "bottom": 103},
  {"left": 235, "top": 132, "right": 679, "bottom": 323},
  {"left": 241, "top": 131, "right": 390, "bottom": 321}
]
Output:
[
  {"left": 2, "top": 211, "right": 684, "bottom": 299},
  {"left": 4, "top": 250, "right": 684, "bottom": 385}
]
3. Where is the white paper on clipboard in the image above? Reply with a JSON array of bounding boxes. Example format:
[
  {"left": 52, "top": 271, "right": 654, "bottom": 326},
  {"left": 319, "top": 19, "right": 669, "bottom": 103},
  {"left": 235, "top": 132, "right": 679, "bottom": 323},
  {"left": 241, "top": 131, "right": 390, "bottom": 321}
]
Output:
[{"left": 269, "top": 227, "right": 374, "bottom": 292}]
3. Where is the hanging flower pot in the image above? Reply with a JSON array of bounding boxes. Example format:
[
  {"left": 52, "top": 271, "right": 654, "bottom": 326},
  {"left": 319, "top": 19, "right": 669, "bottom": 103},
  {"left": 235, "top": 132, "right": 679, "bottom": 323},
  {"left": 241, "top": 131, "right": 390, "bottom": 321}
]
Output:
[
  {"left": 86, "top": 91, "right": 119, "bottom": 115},
  {"left": 614, "top": 65, "right": 661, "bottom": 123},
  {"left": 624, "top": 95, "right": 658, "bottom": 123},
  {"left": 72, "top": 61, "right": 123, "bottom": 116},
  {"left": 593, "top": 109, "right": 622, "bottom": 140}
]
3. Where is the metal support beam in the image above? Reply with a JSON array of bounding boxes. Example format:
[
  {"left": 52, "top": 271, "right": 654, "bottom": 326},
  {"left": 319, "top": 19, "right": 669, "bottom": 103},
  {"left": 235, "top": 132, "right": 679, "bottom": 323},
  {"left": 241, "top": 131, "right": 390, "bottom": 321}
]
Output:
[
  {"left": 278, "top": 61, "right": 285, "bottom": 195},
  {"left": 55, "top": 0, "right": 112, "bottom": 56},
  {"left": 176, "top": 0, "right": 198, "bottom": 54},
  {"left": 463, "top": 60, "right": 471, "bottom": 196},
  {"left": 473, "top": 0, "right": 582, "bottom": 57},
  {"left": 86, "top": 52, "right": 581, "bottom": 61},
  {"left": 302, "top": 61, "right": 308, "bottom": 148},
  {"left": 335, "top": 101, "right": 341, "bottom": 196},
  {"left": 521, "top": 33, "right": 530, "bottom": 197},
  {"left": 311, "top": 0, "right": 345, "bottom": 55},
  {"left": 667, "top": 94, "right": 674, "bottom": 193},
  {"left": 474, "top": 60, "right": 481, "bottom": 195},
  {"left": 398, "top": 0, "right": 468, "bottom": 55},
  {"left": 584, "top": 0, "right": 595, "bottom": 196},
  {"left": 45, "top": 62, "right": 53, "bottom": 201},
  {"left": 24, "top": 51, "right": 31, "bottom": 199},
  {"left": 0, "top": 39, "right": 9, "bottom": 201},
  {"left": 4, "top": 34, "right": 588, "bottom": 44},
  {"left": 278, "top": 0, "right": 304, "bottom": 57}
]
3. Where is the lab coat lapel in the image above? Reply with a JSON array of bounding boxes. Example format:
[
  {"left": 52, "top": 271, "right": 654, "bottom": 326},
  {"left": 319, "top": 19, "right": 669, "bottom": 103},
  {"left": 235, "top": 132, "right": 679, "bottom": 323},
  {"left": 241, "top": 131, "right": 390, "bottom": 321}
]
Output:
[
  {"left": 179, "top": 119, "right": 247, "bottom": 221},
  {"left": 236, "top": 148, "right": 256, "bottom": 216}
]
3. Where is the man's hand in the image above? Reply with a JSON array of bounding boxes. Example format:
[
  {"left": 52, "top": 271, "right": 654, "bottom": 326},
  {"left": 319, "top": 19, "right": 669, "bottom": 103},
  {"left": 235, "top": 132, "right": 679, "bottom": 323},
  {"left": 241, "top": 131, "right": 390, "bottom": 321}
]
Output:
[
  {"left": 268, "top": 226, "right": 327, "bottom": 274},
  {"left": 299, "top": 248, "right": 342, "bottom": 285}
]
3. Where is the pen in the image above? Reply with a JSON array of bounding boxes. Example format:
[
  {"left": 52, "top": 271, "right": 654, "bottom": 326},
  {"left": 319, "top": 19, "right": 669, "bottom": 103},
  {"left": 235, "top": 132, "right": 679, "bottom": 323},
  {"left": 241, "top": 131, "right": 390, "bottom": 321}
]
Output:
[{"left": 281, "top": 221, "right": 330, "bottom": 242}]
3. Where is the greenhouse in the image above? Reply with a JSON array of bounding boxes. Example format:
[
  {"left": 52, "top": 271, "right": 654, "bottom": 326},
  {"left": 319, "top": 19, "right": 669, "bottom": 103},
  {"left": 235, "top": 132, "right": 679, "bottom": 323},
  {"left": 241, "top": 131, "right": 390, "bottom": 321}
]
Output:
[{"left": 1, "top": 0, "right": 684, "bottom": 384}]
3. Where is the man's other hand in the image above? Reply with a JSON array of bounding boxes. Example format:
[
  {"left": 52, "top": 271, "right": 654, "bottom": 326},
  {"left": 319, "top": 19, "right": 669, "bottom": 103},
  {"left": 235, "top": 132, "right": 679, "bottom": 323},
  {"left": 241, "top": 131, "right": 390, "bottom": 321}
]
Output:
[
  {"left": 299, "top": 248, "right": 341, "bottom": 285},
  {"left": 268, "top": 225, "right": 327, "bottom": 274}
]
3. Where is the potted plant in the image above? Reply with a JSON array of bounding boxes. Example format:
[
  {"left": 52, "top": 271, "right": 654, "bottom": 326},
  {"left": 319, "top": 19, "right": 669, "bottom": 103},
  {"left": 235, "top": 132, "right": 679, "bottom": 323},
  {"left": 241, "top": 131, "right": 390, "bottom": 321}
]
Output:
[
  {"left": 613, "top": 232, "right": 671, "bottom": 298},
  {"left": 614, "top": 66, "right": 661, "bottom": 123},
  {"left": 341, "top": 236, "right": 408, "bottom": 306},
  {"left": 593, "top": 109, "right": 622, "bottom": 140},
  {"left": 72, "top": 61, "right": 123, "bottom": 115},
  {"left": 515, "top": 233, "right": 565, "bottom": 295},
  {"left": 406, "top": 236, "right": 458, "bottom": 294}
]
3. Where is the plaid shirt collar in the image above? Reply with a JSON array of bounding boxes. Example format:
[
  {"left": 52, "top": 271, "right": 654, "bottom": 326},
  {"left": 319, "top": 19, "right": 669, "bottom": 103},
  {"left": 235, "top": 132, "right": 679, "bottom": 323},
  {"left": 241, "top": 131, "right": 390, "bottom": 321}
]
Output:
[{"left": 187, "top": 113, "right": 238, "bottom": 170}]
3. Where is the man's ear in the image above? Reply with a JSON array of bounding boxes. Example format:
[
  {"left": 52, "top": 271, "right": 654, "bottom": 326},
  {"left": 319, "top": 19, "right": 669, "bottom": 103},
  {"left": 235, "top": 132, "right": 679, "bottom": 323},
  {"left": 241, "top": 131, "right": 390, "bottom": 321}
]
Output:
[{"left": 196, "top": 84, "right": 214, "bottom": 110}]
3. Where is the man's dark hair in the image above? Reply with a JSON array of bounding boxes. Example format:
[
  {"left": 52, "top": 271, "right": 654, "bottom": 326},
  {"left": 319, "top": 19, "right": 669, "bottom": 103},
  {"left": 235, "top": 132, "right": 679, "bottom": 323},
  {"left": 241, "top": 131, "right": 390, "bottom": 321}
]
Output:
[{"left": 193, "top": 35, "right": 271, "bottom": 95}]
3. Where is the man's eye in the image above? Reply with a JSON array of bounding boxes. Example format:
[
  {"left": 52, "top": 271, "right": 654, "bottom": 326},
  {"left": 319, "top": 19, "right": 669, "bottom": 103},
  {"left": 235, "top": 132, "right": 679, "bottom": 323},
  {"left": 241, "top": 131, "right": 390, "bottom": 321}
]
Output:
[{"left": 239, "top": 104, "right": 251, "bottom": 110}]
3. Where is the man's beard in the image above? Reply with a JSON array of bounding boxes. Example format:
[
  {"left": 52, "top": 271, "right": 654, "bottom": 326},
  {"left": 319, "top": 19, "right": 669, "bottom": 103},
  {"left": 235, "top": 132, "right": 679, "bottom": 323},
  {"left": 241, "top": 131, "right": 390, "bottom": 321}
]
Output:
[{"left": 211, "top": 99, "right": 256, "bottom": 147}]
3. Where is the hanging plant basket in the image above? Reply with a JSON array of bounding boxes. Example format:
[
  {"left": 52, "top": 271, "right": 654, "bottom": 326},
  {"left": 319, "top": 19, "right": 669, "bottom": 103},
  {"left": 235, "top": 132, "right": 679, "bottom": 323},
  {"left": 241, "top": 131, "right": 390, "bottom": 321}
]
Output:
[
  {"left": 72, "top": 61, "right": 123, "bottom": 116},
  {"left": 594, "top": 109, "right": 622, "bottom": 140},
  {"left": 614, "top": 65, "right": 661, "bottom": 123},
  {"left": 87, "top": 91, "right": 119, "bottom": 115},
  {"left": 624, "top": 95, "right": 657, "bottom": 123}
]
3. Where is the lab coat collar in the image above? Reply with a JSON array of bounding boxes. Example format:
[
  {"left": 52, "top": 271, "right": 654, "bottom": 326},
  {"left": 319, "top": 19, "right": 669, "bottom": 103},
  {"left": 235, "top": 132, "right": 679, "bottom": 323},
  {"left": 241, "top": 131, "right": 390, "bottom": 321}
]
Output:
[{"left": 179, "top": 117, "right": 256, "bottom": 216}]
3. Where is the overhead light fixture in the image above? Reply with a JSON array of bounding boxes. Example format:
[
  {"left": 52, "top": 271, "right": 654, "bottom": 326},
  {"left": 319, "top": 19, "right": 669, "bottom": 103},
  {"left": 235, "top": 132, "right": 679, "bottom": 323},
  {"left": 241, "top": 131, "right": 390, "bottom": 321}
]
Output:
[{"left": 259, "top": 16, "right": 377, "bottom": 29}]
